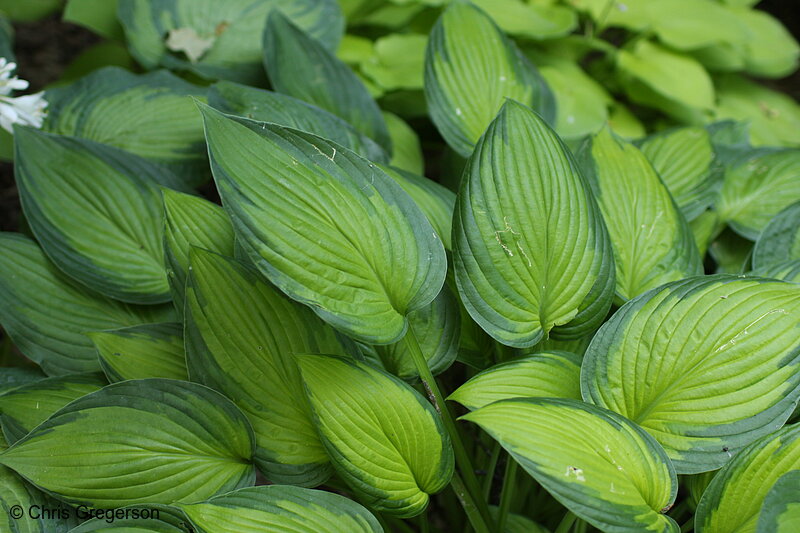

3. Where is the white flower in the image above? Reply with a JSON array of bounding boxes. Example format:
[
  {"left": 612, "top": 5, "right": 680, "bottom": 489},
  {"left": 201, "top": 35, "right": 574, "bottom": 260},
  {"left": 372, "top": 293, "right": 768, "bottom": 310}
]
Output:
[{"left": 0, "top": 56, "right": 47, "bottom": 134}]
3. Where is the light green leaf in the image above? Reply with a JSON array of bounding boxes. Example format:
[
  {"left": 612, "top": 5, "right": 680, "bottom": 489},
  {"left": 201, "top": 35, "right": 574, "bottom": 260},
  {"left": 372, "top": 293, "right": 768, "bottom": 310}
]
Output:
[
  {"left": 297, "top": 355, "right": 454, "bottom": 517},
  {"left": 67, "top": 505, "right": 188, "bottom": 532},
  {"left": 582, "top": 275, "right": 800, "bottom": 473},
  {"left": 15, "top": 128, "right": 171, "bottom": 304},
  {"left": 263, "top": 12, "right": 390, "bottom": 152},
  {"left": 374, "top": 284, "right": 459, "bottom": 380},
  {"left": 453, "top": 100, "right": 615, "bottom": 348},
  {"left": 0, "top": 379, "right": 256, "bottom": 508},
  {"left": 384, "top": 112, "right": 424, "bottom": 175},
  {"left": 753, "top": 201, "right": 800, "bottom": 270},
  {"left": 1, "top": 464, "right": 79, "bottom": 533},
  {"left": 0, "top": 373, "right": 106, "bottom": 445},
  {"left": 378, "top": 164, "right": 455, "bottom": 250},
  {"left": 531, "top": 334, "right": 593, "bottom": 358},
  {"left": 208, "top": 81, "right": 388, "bottom": 164},
  {"left": 117, "top": 0, "right": 343, "bottom": 83},
  {"left": 646, "top": 0, "right": 746, "bottom": 51},
  {"left": 686, "top": 471, "right": 717, "bottom": 511},
  {"left": 89, "top": 323, "right": 187, "bottom": 382},
  {"left": 695, "top": 423, "right": 800, "bottom": 532},
  {"left": 757, "top": 470, "right": 800, "bottom": 533},
  {"left": 360, "top": 34, "right": 427, "bottom": 92},
  {"left": 449, "top": 351, "right": 582, "bottom": 411},
  {"left": 749, "top": 260, "right": 800, "bottom": 283},
  {"left": 731, "top": 7, "right": 800, "bottom": 78},
  {"left": 424, "top": 1, "right": 555, "bottom": 157},
  {"left": 462, "top": 398, "right": 679, "bottom": 533},
  {"left": 690, "top": 210, "right": 723, "bottom": 258},
  {"left": 608, "top": 101, "right": 646, "bottom": 140},
  {"left": 63, "top": 0, "right": 123, "bottom": 40},
  {"left": 579, "top": 128, "right": 702, "bottom": 301},
  {"left": 179, "top": 485, "right": 382, "bottom": 533},
  {"left": 617, "top": 40, "right": 714, "bottom": 123},
  {"left": 471, "top": 0, "right": 577, "bottom": 40},
  {"left": 0, "top": 233, "right": 173, "bottom": 376},
  {"left": 201, "top": 106, "right": 446, "bottom": 344},
  {"left": 43, "top": 67, "right": 206, "bottom": 187},
  {"left": 185, "top": 249, "right": 350, "bottom": 486},
  {"left": 566, "top": 0, "right": 650, "bottom": 30},
  {"left": 716, "top": 148, "right": 800, "bottom": 239},
  {"left": 162, "top": 189, "right": 235, "bottom": 313},
  {"left": 639, "top": 126, "right": 720, "bottom": 220},
  {"left": 714, "top": 75, "right": 800, "bottom": 148}
]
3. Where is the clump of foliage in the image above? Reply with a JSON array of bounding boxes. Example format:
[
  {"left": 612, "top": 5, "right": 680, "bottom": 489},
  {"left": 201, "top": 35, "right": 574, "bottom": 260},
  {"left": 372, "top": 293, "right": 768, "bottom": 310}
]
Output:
[{"left": 0, "top": 0, "right": 799, "bottom": 532}]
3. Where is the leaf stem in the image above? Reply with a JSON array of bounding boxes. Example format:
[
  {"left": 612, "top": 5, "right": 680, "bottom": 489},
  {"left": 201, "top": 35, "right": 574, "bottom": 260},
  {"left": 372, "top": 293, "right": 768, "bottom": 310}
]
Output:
[
  {"left": 680, "top": 517, "right": 695, "bottom": 533},
  {"left": 496, "top": 457, "right": 518, "bottom": 532},
  {"left": 482, "top": 441, "right": 502, "bottom": 500},
  {"left": 403, "top": 326, "right": 495, "bottom": 532},
  {"left": 554, "top": 511, "right": 578, "bottom": 533},
  {"left": 450, "top": 472, "right": 492, "bottom": 533}
]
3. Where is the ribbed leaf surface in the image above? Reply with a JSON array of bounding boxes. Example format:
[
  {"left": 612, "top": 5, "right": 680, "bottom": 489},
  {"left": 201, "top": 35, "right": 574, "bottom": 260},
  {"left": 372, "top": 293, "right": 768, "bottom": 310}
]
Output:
[
  {"left": 752, "top": 201, "right": 800, "bottom": 270},
  {"left": 757, "top": 470, "right": 800, "bottom": 533},
  {"left": 89, "top": 323, "right": 187, "bottom": 382}
]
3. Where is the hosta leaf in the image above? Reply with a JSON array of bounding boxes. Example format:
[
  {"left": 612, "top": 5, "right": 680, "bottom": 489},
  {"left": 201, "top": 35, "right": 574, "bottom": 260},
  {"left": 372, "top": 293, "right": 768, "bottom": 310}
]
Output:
[
  {"left": 582, "top": 275, "right": 800, "bottom": 473},
  {"left": 709, "top": 228, "right": 753, "bottom": 274},
  {"left": 162, "top": 189, "right": 234, "bottom": 313},
  {"left": 695, "top": 423, "right": 800, "bottom": 532},
  {"left": 579, "top": 128, "right": 702, "bottom": 301},
  {"left": 378, "top": 165, "right": 455, "bottom": 250},
  {"left": 117, "top": 0, "right": 343, "bottom": 83},
  {"left": 68, "top": 505, "right": 188, "bottom": 532},
  {"left": 0, "top": 233, "right": 173, "bottom": 375},
  {"left": 208, "top": 81, "right": 388, "bottom": 164},
  {"left": 179, "top": 485, "right": 382, "bottom": 533},
  {"left": 201, "top": 106, "right": 446, "bottom": 344},
  {"left": 296, "top": 355, "right": 454, "bottom": 517},
  {"left": 185, "top": 249, "right": 349, "bottom": 486},
  {"left": 89, "top": 323, "right": 187, "bottom": 382},
  {"left": 360, "top": 34, "right": 427, "bottom": 92},
  {"left": 453, "top": 100, "right": 615, "bottom": 348},
  {"left": 384, "top": 112, "right": 423, "bottom": 175},
  {"left": 0, "top": 373, "right": 106, "bottom": 445},
  {"left": 42, "top": 67, "right": 206, "bottom": 186},
  {"left": 716, "top": 148, "right": 800, "bottom": 240},
  {"left": 645, "top": 0, "right": 746, "bottom": 51},
  {"left": 374, "top": 284, "right": 459, "bottom": 380},
  {"left": 731, "top": 7, "right": 800, "bottom": 78},
  {"left": 263, "top": 12, "right": 390, "bottom": 152},
  {"left": 1, "top": 465, "right": 78, "bottom": 533},
  {"left": 449, "top": 351, "right": 582, "bottom": 411},
  {"left": 0, "top": 368, "right": 46, "bottom": 395},
  {"left": 15, "top": 128, "right": 170, "bottom": 304},
  {"left": 63, "top": 0, "right": 124, "bottom": 40},
  {"left": 757, "top": 470, "right": 800, "bottom": 533},
  {"left": 638, "top": 126, "right": 719, "bottom": 220},
  {"left": 752, "top": 201, "right": 800, "bottom": 270},
  {"left": 462, "top": 398, "right": 679, "bottom": 533},
  {"left": 714, "top": 75, "right": 800, "bottom": 148},
  {"left": 690, "top": 210, "right": 723, "bottom": 258},
  {"left": 532, "top": 334, "right": 593, "bottom": 358},
  {"left": 567, "top": 0, "right": 650, "bottom": 30},
  {"left": 471, "top": 0, "right": 577, "bottom": 40},
  {"left": 489, "top": 506, "right": 549, "bottom": 533},
  {"left": 0, "top": 379, "right": 256, "bottom": 508},
  {"left": 424, "top": 1, "right": 555, "bottom": 157},
  {"left": 749, "top": 260, "right": 800, "bottom": 283}
]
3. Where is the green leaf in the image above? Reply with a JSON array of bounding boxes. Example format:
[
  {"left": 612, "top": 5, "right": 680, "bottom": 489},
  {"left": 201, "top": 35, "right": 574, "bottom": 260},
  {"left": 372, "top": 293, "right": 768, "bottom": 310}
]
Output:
[
  {"left": 695, "top": 423, "right": 800, "bottom": 532},
  {"left": 67, "top": 505, "right": 188, "bottom": 532},
  {"left": 716, "top": 148, "right": 800, "bottom": 240},
  {"left": 88, "top": 323, "right": 187, "bottom": 382},
  {"left": 0, "top": 13, "right": 14, "bottom": 61},
  {"left": 360, "top": 34, "right": 427, "bottom": 92},
  {"left": 297, "top": 354, "right": 454, "bottom": 517},
  {"left": 374, "top": 283, "right": 459, "bottom": 380},
  {"left": 749, "top": 260, "right": 800, "bottom": 283},
  {"left": 582, "top": 275, "right": 800, "bottom": 474},
  {"left": 179, "top": 485, "right": 382, "bottom": 533},
  {"left": 449, "top": 351, "right": 582, "bottom": 411},
  {"left": 567, "top": 0, "right": 651, "bottom": 30},
  {"left": 462, "top": 398, "right": 679, "bottom": 533},
  {"left": 424, "top": 1, "right": 555, "bottom": 157},
  {"left": 117, "top": 0, "right": 343, "bottom": 83},
  {"left": 709, "top": 227, "right": 753, "bottom": 274},
  {"left": 471, "top": 0, "right": 577, "bottom": 40},
  {"left": 617, "top": 40, "right": 714, "bottom": 123},
  {"left": 0, "top": 379, "right": 256, "bottom": 508},
  {"left": 579, "top": 128, "right": 702, "bottom": 301},
  {"left": 714, "top": 75, "right": 800, "bottom": 148},
  {"left": 0, "top": 373, "right": 106, "bottom": 445},
  {"left": 757, "top": 470, "right": 800, "bottom": 533},
  {"left": 638, "top": 126, "right": 720, "bottom": 220},
  {"left": 43, "top": 67, "right": 207, "bottom": 187},
  {"left": 753, "top": 201, "right": 800, "bottom": 270},
  {"left": 1, "top": 464, "right": 79, "bottom": 533},
  {"left": 185, "top": 249, "right": 350, "bottom": 486},
  {"left": 162, "top": 189, "right": 235, "bottom": 313},
  {"left": 15, "top": 128, "right": 172, "bottom": 304},
  {"left": 453, "top": 100, "right": 615, "bottom": 348},
  {"left": 384, "top": 112, "right": 424, "bottom": 175},
  {"left": 207, "top": 81, "right": 388, "bottom": 164},
  {"left": 378, "top": 164, "right": 455, "bottom": 250},
  {"left": 0, "top": 233, "right": 173, "bottom": 376},
  {"left": 690, "top": 210, "right": 723, "bottom": 258},
  {"left": 263, "top": 12, "right": 391, "bottom": 152},
  {"left": 200, "top": 106, "right": 446, "bottom": 344},
  {"left": 489, "top": 506, "right": 549, "bottom": 533},
  {"left": 0, "top": 0, "right": 61, "bottom": 21},
  {"left": 645, "top": 0, "right": 746, "bottom": 51},
  {"left": 731, "top": 7, "right": 800, "bottom": 78},
  {"left": 63, "top": 0, "right": 124, "bottom": 40}
]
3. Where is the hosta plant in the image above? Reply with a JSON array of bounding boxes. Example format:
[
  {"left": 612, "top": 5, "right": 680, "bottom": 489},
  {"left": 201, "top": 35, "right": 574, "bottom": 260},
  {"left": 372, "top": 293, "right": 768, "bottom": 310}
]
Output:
[{"left": 0, "top": 1, "right": 799, "bottom": 532}]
